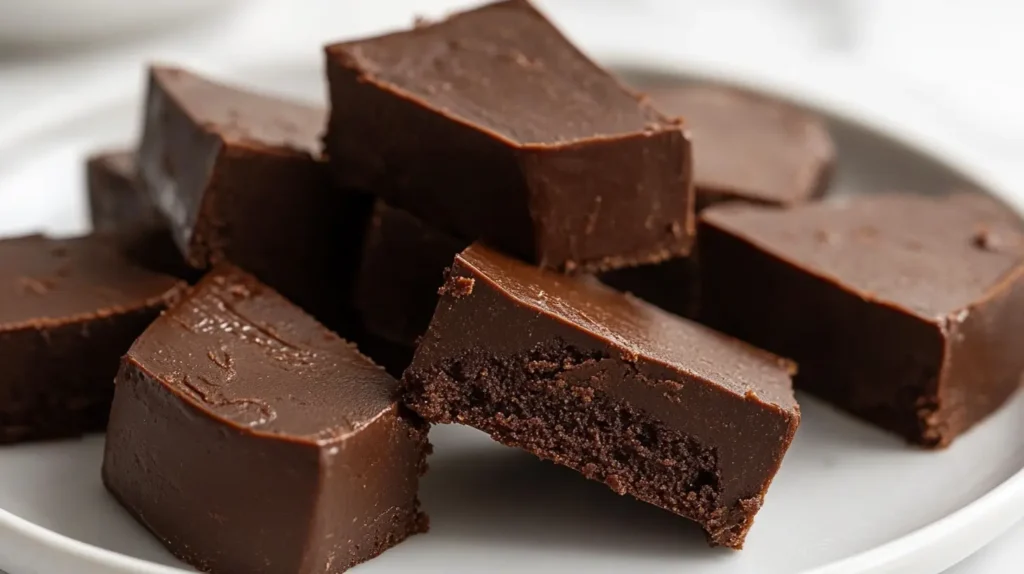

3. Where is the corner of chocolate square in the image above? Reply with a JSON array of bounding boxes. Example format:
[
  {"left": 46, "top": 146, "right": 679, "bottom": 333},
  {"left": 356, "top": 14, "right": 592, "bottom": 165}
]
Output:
[
  {"left": 699, "top": 192, "right": 1024, "bottom": 447},
  {"left": 137, "top": 65, "right": 370, "bottom": 328},
  {"left": 403, "top": 243, "right": 798, "bottom": 548},
  {"left": 323, "top": 0, "right": 694, "bottom": 272},
  {"left": 0, "top": 234, "right": 185, "bottom": 443},
  {"left": 102, "top": 263, "right": 429, "bottom": 573}
]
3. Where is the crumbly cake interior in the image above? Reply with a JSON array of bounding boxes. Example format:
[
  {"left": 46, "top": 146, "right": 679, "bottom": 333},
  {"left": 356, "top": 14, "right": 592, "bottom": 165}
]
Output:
[{"left": 404, "top": 340, "right": 762, "bottom": 548}]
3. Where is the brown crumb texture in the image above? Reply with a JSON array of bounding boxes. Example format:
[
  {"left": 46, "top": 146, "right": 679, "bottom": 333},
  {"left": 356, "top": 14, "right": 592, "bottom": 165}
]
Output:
[
  {"left": 438, "top": 275, "right": 475, "bottom": 298},
  {"left": 403, "top": 340, "right": 760, "bottom": 548}
]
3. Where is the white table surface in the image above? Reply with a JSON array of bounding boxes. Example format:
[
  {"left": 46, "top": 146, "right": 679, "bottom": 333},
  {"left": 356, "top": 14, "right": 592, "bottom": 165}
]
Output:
[{"left": 0, "top": 1, "right": 1020, "bottom": 571}]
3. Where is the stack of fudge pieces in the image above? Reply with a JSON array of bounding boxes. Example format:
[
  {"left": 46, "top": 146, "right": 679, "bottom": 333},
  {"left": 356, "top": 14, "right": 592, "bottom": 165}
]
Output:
[{"left": 2, "top": 0, "right": 1023, "bottom": 572}]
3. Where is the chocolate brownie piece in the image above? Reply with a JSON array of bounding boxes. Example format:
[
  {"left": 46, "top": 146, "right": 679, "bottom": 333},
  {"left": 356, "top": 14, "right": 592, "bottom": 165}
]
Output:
[
  {"left": 103, "top": 264, "right": 429, "bottom": 574},
  {"left": 86, "top": 149, "right": 195, "bottom": 280},
  {"left": 0, "top": 234, "right": 184, "bottom": 443},
  {"left": 324, "top": 0, "right": 694, "bottom": 272},
  {"left": 403, "top": 243, "right": 799, "bottom": 548},
  {"left": 700, "top": 193, "right": 1024, "bottom": 447},
  {"left": 138, "top": 65, "right": 370, "bottom": 330},
  {"left": 601, "top": 85, "right": 835, "bottom": 318},
  {"left": 354, "top": 201, "right": 468, "bottom": 347}
]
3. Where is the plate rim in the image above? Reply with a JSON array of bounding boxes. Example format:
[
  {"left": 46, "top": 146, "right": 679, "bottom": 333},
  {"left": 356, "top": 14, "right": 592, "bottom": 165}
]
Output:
[{"left": 0, "top": 51, "right": 1022, "bottom": 574}]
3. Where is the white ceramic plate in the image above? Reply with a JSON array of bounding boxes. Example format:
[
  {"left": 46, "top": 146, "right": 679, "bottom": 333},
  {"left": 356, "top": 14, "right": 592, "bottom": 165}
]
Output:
[{"left": 0, "top": 55, "right": 1023, "bottom": 574}]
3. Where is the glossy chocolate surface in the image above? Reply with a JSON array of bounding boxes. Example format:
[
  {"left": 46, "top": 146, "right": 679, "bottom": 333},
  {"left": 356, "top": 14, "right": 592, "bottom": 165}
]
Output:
[
  {"left": 700, "top": 192, "right": 1024, "bottom": 446},
  {"left": 138, "top": 65, "right": 369, "bottom": 330},
  {"left": 102, "top": 264, "right": 428, "bottom": 573},
  {"left": 0, "top": 234, "right": 183, "bottom": 443},
  {"left": 405, "top": 243, "right": 797, "bottom": 547},
  {"left": 324, "top": 0, "right": 693, "bottom": 272}
]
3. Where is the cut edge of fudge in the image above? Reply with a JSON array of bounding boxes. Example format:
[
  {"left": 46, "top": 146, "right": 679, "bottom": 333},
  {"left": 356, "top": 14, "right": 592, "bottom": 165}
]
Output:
[{"left": 403, "top": 243, "right": 799, "bottom": 548}]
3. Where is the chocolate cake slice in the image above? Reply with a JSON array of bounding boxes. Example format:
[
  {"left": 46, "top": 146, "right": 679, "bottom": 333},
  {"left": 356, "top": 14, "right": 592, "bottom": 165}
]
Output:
[{"left": 403, "top": 243, "right": 799, "bottom": 548}]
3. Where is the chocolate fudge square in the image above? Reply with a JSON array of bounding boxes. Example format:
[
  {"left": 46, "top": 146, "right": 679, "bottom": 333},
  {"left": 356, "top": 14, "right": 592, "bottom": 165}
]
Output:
[
  {"left": 354, "top": 201, "right": 468, "bottom": 347},
  {"left": 0, "top": 235, "right": 184, "bottom": 443},
  {"left": 700, "top": 193, "right": 1024, "bottom": 447},
  {"left": 403, "top": 243, "right": 799, "bottom": 548},
  {"left": 138, "top": 65, "right": 370, "bottom": 329},
  {"left": 649, "top": 85, "right": 834, "bottom": 211},
  {"left": 86, "top": 149, "right": 195, "bottom": 280},
  {"left": 103, "top": 264, "right": 429, "bottom": 574},
  {"left": 324, "top": 0, "right": 694, "bottom": 273},
  {"left": 601, "top": 85, "right": 835, "bottom": 318}
]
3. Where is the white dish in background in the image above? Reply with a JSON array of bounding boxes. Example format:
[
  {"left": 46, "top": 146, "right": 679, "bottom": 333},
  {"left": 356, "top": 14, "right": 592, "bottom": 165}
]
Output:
[
  {"left": 0, "top": 56, "right": 1023, "bottom": 574},
  {"left": 0, "top": 0, "right": 241, "bottom": 46}
]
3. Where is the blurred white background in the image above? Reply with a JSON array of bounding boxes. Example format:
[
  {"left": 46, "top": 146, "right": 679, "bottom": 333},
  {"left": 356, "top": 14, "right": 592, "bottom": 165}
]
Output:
[
  {"left": 2, "top": 0, "right": 1021, "bottom": 183},
  {"left": 0, "top": 0, "right": 1020, "bottom": 571}
]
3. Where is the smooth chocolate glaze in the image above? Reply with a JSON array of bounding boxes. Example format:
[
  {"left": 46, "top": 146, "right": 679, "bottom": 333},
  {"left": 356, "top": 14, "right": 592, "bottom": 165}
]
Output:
[
  {"left": 404, "top": 243, "right": 798, "bottom": 548},
  {"left": 324, "top": 0, "right": 694, "bottom": 272},
  {"left": 0, "top": 234, "right": 184, "bottom": 443},
  {"left": 103, "top": 264, "right": 429, "bottom": 574},
  {"left": 700, "top": 192, "right": 1024, "bottom": 447}
]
